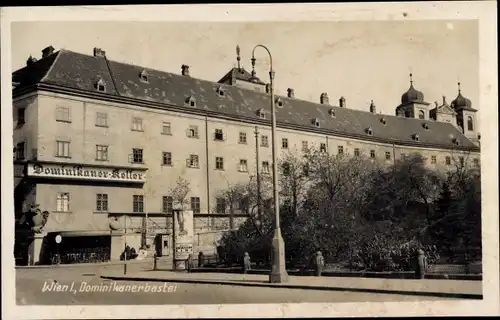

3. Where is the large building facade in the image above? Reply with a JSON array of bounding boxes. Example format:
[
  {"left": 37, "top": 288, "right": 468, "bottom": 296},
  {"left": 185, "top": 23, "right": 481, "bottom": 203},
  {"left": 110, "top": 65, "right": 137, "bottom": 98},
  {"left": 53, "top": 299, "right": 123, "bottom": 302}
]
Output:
[{"left": 12, "top": 46, "right": 481, "bottom": 265}]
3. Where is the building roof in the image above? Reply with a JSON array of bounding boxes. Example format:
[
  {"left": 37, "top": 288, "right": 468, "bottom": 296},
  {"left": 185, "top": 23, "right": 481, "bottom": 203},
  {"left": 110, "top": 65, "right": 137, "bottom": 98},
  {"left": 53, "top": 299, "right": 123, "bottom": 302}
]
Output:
[
  {"left": 12, "top": 48, "right": 479, "bottom": 151},
  {"left": 218, "top": 67, "right": 266, "bottom": 85}
]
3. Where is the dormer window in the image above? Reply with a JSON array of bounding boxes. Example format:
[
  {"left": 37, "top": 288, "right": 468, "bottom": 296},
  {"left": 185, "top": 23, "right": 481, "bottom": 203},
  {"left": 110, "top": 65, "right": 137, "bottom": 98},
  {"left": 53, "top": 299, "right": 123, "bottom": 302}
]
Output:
[
  {"left": 452, "top": 138, "right": 460, "bottom": 146},
  {"left": 216, "top": 86, "right": 225, "bottom": 97},
  {"left": 328, "top": 109, "right": 336, "bottom": 118},
  {"left": 312, "top": 118, "right": 320, "bottom": 128},
  {"left": 422, "top": 123, "right": 429, "bottom": 130},
  {"left": 257, "top": 108, "right": 266, "bottom": 119},
  {"left": 275, "top": 98, "right": 283, "bottom": 107},
  {"left": 185, "top": 96, "right": 196, "bottom": 108},
  {"left": 139, "top": 70, "right": 149, "bottom": 83},
  {"left": 95, "top": 79, "right": 106, "bottom": 92},
  {"left": 380, "top": 117, "right": 386, "bottom": 125},
  {"left": 366, "top": 127, "right": 373, "bottom": 136},
  {"left": 413, "top": 133, "right": 420, "bottom": 142}
]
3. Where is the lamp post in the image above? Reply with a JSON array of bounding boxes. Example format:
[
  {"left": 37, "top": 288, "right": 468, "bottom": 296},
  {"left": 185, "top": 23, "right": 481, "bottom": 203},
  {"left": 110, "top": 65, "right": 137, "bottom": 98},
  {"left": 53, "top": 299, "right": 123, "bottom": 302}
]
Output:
[
  {"left": 254, "top": 126, "right": 262, "bottom": 222},
  {"left": 251, "top": 44, "right": 288, "bottom": 283}
]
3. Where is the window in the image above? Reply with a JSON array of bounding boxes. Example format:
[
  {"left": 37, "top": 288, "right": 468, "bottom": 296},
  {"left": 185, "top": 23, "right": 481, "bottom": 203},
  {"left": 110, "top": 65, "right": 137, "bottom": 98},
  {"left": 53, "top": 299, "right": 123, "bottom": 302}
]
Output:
[
  {"left": 257, "top": 109, "right": 266, "bottom": 119},
  {"left": 239, "top": 159, "right": 248, "bottom": 172},
  {"left": 95, "top": 112, "right": 108, "bottom": 127},
  {"left": 15, "top": 142, "right": 25, "bottom": 160},
  {"left": 96, "top": 145, "right": 108, "bottom": 161},
  {"left": 320, "top": 143, "right": 327, "bottom": 153},
  {"left": 312, "top": 118, "right": 320, "bottom": 127},
  {"left": 56, "top": 141, "right": 71, "bottom": 158},
  {"left": 133, "top": 195, "right": 144, "bottom": 213},
  {"left": 215, "top": 157, "right": 224, "bottom": 170},
  {"left": 139, "top": 70, "right": 149, "bottom": 82},
  {"left": 216, "top": 198, "right": 226, "bottom": 213},
  {"left": 473, "top": 158, "right": 480, "bottom": 168},
  {"left": 276, "top": 98, "right": 283, "bottom": 107},
  {"left": 96, "top": 79, "right": 106, "bottom": 92},
  {"left": 56, "top": 107, "right": 71, "bottom": 122},
  {"left": 413, "top": 133, "right": 420, "bottom": 142},
  {"left": 239, "top": 132, "right": 247, "bottom": 144},
  {"left": 366, "top": 127, "right": 373, "bottom": 136},
  {"left": 418, "top": 110, "right": 425, "bottom": 119},
  {"left": 216, "top": 86, "right": 225, "bottom": 97},
  {"left": 186, "top": 96, "right": 196, "bottom": 107},
  {"left": 190, "top": 197, "right": 201, "bottom": 214},
  {"left": 383, "top": 151, "right": 390, "bottom": 160},
  {"left": 445, "top": 156, "right": 451, "bottom": 165},
  {"left": 282, "top": 162, "right": 290, "bottom": 175},
  {"left": 132, "top": 148, "right": 143, "bottom": 164},
  {"left": 262, "top": 161, "right": 270, "bottom": 174},
  {"left": 214, "top": 129, "right": 224, "bottom": 141},
  {"left": 401, "top": 153, "right": 407, "bottom": 161},
  {"left": 459, "top": 156, "right": 465, "bottom": 166},
  {"left": 467, "top": 116, "right": 474, "bottom": 131},
  {"left": 162, "top": 152, "right": 172, "bottom": 166},
  {"left": 56, "top": 193, "right": 70, "bottom": 212},
  {"left": 370, "top": 150, "right": 376, "bottom": 159},
  {"left": 96, "top": 194, "right": 108, "bottom": 212},
  {"left": 431, "top": 155, "right": 437, "bottom": 164},
  {"left": 404, "top": 110, "right": 411, "bottom": 118},
  {"left": 338, "top": 146, "right": 344, "bottom": 155},
  {"left": 162, "top": 122, "right": 171, "bottom": 135},
  {"left": 282, "top": 138, "right": 289, "bottom": 149},
  {"left": 162, "top": 196, "right": 173, "bottom": 214},
  {"left": 17, "top": 108, "right": 25, "bottom": 125},
  {"left": 131, "top": 117, "right": 143, "bottom": 131},
  {"left": 187, "top": 125, "right": 199, "bottom": 139},
  {"left": 354, "top": 148, "right": 360, "bottom": 157},
  {"left": 261, "top": 135, "right": 269, "bottom": 147},
  {"left": 187, "top": 154, "right": 199, "bottom": 168},
  {"left": 302, "top": 141, "right": 308, "bottom": 152}
]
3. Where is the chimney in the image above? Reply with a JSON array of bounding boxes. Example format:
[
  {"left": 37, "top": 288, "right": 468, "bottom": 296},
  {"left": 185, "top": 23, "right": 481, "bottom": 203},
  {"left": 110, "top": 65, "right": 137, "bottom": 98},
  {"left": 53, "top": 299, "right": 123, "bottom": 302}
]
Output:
[
  {"left": 320, "top": 93, "right": 329, "bottom": 105},
  {"left": 42, "top": 46, "right": 55, "bottom": 58},
  {"left": 181, "top": 64, "right": 190, "bottom": 76},
  {"left": 26, "top": 55, "right": 37, "bottom": 66},
  {"left": 265, "top": 83, "right": 271, "bottom": 94},
  {"left": 369, "top": 100, "right": 376, "bottom": 113},
  {"left": 287, "top": 88, "right": 295, "bottom": 98},
  {"left": 339, "top": 96, "right": 346, "bottom": 108},
  {"left": 93, "top": 47, "right": 106, "bottom": 58}
]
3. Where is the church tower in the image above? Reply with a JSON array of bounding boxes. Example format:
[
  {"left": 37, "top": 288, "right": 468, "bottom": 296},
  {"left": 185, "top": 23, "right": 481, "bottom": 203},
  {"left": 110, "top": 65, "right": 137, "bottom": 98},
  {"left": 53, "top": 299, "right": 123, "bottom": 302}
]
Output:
[
  {"left": 395, "top": 73, "right": 431, "bottom": 119},
  {"left": 450, "top": 82, "right": 480, "bottom": 145}
]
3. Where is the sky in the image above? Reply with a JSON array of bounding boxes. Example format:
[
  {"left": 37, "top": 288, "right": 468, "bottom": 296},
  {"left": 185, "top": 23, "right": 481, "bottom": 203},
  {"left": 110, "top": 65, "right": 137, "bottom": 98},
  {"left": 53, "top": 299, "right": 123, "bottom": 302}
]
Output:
[{"left": 11, "top": 20, "right": 479, "bottom": 116}]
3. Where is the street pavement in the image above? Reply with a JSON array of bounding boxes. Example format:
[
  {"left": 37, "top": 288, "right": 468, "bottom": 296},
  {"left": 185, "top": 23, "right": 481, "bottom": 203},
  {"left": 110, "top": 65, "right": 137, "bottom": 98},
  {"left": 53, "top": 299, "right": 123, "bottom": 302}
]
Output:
[{"left": 16, "top": 264, "right": 458, "bottom": 305}]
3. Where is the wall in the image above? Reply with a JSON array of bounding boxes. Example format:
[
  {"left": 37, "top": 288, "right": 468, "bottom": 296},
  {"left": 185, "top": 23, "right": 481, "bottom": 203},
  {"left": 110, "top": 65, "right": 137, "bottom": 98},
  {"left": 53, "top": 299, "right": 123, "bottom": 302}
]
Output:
[{"left": 30, "top": 91, "right": 480, "bottom": 219}]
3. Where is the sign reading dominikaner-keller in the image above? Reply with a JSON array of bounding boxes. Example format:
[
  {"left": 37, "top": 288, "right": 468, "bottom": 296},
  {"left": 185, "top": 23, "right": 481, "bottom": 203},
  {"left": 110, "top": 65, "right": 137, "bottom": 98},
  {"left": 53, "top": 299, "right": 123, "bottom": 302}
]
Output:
[{"left": 27, "top": 163, "right": 146, "bottom": 183}]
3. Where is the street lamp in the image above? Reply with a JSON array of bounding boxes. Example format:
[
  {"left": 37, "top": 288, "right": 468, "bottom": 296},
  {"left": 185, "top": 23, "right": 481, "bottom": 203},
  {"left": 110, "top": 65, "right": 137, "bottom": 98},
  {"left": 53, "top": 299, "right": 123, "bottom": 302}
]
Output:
[{"left": 251, "top": 44, "right": 288, "bottom": 283}]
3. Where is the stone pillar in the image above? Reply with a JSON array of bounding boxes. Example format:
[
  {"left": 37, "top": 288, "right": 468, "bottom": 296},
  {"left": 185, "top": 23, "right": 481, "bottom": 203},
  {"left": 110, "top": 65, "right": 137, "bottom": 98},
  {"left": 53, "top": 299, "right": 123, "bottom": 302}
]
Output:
[
  {"left": 110, "top": 231, "right": 125, "bottom": 261},
  {"left": 28, "top": 234, "right": 45, "bottom": 265}
]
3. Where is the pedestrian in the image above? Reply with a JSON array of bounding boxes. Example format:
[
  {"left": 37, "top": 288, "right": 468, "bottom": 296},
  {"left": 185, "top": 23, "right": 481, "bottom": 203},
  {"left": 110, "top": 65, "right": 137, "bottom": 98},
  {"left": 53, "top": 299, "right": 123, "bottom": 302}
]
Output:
[
  {"left": 415, "top": 249, "right": 427, "bottom": 279},
  {"left": 186, "top": 254, "right": 194, "bottom": 273},
  {"left": 314, "top": 251, "right": 325, "bottom": 277},
  {"left": 243, "top": 252, "right": 251, "bottom": 274},
  {"left": 198, "top": 251, "right": 204, "bottom": 268}
]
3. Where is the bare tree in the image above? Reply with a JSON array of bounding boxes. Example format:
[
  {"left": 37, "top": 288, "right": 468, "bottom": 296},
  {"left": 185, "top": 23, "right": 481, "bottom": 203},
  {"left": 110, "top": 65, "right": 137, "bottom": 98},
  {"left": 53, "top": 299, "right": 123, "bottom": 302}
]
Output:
[
  {"left": 169, "top": 176, "right": 191, "bottom": 209},
  {"left": 278, "top": 151, "right": 310, "bottom": 217}
]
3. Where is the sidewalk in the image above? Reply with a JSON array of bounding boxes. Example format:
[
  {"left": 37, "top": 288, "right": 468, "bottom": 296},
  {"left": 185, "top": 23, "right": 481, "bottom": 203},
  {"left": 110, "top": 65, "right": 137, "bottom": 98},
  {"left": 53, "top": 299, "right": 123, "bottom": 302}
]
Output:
[{"left": 101, "top": 270, "right": 483, "bottom": 299}]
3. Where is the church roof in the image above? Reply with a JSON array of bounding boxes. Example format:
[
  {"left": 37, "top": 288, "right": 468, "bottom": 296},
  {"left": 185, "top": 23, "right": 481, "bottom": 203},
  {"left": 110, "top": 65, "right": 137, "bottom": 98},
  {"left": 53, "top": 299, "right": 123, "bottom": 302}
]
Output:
[
  {"left": 12, "top": 48, "right": 479, "bottom": 152},
  {"left": 451, "top": 83, "right": 476, "bottom": 112}
]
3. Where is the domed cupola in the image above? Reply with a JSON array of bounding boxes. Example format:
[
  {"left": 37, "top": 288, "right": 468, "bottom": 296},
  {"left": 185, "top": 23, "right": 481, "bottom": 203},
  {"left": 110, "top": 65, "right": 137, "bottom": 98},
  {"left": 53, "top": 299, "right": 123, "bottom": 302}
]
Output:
[
  {"left": 401, "top": 73, "right": 425, "bottom": 104},
  {"left": 450, "top": 82, "right": 472, "bottom": 110}
]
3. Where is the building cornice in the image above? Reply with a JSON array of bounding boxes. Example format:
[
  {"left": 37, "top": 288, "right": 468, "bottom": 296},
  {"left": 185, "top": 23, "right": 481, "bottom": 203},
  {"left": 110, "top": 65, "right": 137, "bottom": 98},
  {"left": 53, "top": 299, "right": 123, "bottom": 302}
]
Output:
[{"left": 15, "top": 83, "right": 480, "bottom": 153}]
